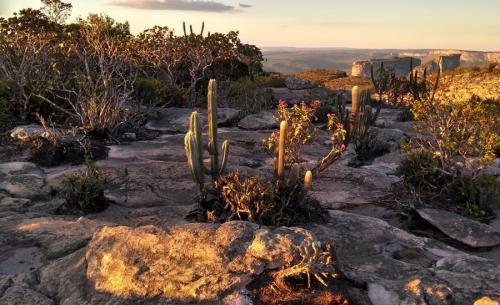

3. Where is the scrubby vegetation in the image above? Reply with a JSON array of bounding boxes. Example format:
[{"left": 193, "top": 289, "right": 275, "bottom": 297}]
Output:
[
  {"left": 186, "top": 80, "right": 347, "bottom": 226},
  {"left": 58, "top": 157, "right": 108, "bottom": 214},
  {"left": 0, "top": 0, "right": 264, "bottom": 135},
  {"left": 296, "top": 69, "right": 347, "bottom": 87},
  {"left": 398, "top": 67, "right": 500, "bottom": 220}
]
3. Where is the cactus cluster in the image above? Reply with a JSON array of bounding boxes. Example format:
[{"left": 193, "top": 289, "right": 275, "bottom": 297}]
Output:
[
  {"left": 408, "top": 58, "right": 441, "bottom": 101},
  {"left": 348, "top": 86, "right": 379, "bottom": 140},
  {"left": 184, "top": 79, "right": 229, "bottom": 193},
  {"left": 183, "top": 21, "right": 208, "bottom": 37}
]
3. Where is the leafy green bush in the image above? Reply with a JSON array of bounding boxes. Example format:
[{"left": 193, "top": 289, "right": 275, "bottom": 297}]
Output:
[
  {"left": 451, "top": 174, "right": 499, "bottom": 219},
  {"left": 59, "top": 158, "right": 108, "bottom": 214},
  {"left": 134, "top": 78, "right": 165, "bottom": 106}
]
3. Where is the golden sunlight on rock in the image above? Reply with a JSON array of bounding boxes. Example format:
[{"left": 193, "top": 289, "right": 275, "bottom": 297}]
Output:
[
  {"left": 404, "top": 278, "right": 422, "bottom": 296},
  {"left": 474, "top": 296, "right": 500, "bottom": 305},
  {"left": 97, "top": 253, "right": 140, "bottom": 297},
  {"left": 17, "top": 222, "right": 44, "bottom": 231},
  {"left": 85, "top": 222, "right": 316, "bottom": 302}
]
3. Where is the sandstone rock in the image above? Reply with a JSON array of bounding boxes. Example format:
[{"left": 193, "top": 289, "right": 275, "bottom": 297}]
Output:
[
  {"left": 84, "top": 222, "right": 315, "bottom": 302},
  {"left": 0, "top": 174, "right": 48, "bottom": 199},
  {"left": 416, "top": 208, "right": 500, "bottom": 248},
  {"left": 0, "top": 162, "right": 41, "bottom": 175},
  {"left": 238, "top": 111, "right": 278, "bottom": 130},
  {"left": 146, "top": 107, "right": 242, "bottom": 133},
  {"left": 370, "top": 126, "right": 407, "bottom": 151},
  {"left": 285, "top": 76, "right": 315, "bottom": 90},
  {"left": 0, "top": 286, "right": 54, "bottom": 305},
  {"left": 474, "top": 296, "right": 500, "bottom": 305},
  {"left": 0, "top": 197, "right": 32, "bottom": 213},
  {"left": 0, "top": 246, "right": 45, "bottom": 275},
  {"left": 309, "top": 211, "right": 500, "bottom": 305},
  {"left": 352, "top": 57, "right": 421, "bottom": 77}
]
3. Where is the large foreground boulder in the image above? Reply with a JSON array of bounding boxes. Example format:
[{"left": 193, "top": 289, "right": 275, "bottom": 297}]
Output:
[
  {"left": 40, "top": 221, "right": 318, "bottom": 304},
  {"left": 36, "top": 213, "right": 500, "bottom": 305}
]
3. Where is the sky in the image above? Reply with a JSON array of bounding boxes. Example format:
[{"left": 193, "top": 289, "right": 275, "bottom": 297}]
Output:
[{"left": 1, "top": 0, "right": 499, "bottom": 51}]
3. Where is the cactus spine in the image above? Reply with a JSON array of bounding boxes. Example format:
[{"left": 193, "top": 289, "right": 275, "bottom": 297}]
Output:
[
  {"left": 277, "top": 121, "right": 287, "bottom": 179},
  {"left": 184, "top": 79, "right": 229, "bottom": 192}
]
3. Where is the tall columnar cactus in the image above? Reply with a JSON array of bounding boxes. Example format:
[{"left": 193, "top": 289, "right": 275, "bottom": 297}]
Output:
[
  {"left": 349, "top": 86, "right": 361, "bottom": 136},
  {"left": 277, "top": 121, "right": 288, "bottom": 179},
  {"left": 184, "top": 79, "right": 229, "bottom": 192},
  {"left": 185, "top": 112, "right": 204, "bottom": 192}
]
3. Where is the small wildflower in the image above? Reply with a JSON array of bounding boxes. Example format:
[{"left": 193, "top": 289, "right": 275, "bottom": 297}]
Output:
[
  {"left": 311, "top": 100, "right": 321, "bottom": 109},
  {"left": 278, "top": 100, "right": 288, "bottom": 109}
]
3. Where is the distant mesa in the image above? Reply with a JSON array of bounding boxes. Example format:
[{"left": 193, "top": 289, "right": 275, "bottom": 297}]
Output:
[
  {"left": 351, "top": 53, "right": 463, "bottom": 77},
  {"left": 352, "top": 57, "right": 421, "bottom": 77}
]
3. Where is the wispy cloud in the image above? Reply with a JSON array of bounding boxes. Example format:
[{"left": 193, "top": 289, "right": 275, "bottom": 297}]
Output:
[
  {"left": 108, "top": 0, "right": 240, "bottom": 12},
  {"left": 239, "top": 3, "right": 252, "bottom": 8}
]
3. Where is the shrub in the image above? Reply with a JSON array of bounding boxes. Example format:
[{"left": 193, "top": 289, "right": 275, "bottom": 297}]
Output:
[
  {"left": 218, "top": 76, "right": 274, "bottom": 113},
  {"left": 297, "top": 69, "right": 347, "bottom": 86},
  {"left": 0, "top": 1, "right": 264, "bottom": 130},
  {"left": 398, "top": 144, "right": 443, "bottom": 193},
  {"left": 59, "top": 158, "right": 107, "bottom": 214},
  {"left": 186, "top": 83, "right": 347, "bottom": 226},
  {"left": 410, "top": 95, "right": 499, "bottom": 169},
  {"left": 400, "top": 93, "right": 499, "bottom": 219},
  {"left": 397, "top": 106, "right": 414, "bottom": 121},
  {"left": 264, "top": 100, "right": 321, "bottom": 164},
  {"left": 451, "top": 174, "right": 499, "bottom": 219},
  {"left": 133, "top": 78, "right": 165, "bottom": 106}
]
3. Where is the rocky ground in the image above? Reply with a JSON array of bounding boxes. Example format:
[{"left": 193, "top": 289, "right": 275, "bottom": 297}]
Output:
[{"left": 0, "top": 106, "right": 499, "bottom": 305}]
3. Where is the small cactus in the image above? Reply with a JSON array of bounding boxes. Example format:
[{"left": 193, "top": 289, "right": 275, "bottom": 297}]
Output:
[
  {"left": 349, "top": 86, "right": 361, "bottom": 136},
  {"left": 277, "top": 121, "right": 287, "bottom": 179},
  {"left": 303, "top": 170, "right": 313, "bottom": 193},
  {"left": 184, "top": 79, "right": 229, "bottom": 193}
]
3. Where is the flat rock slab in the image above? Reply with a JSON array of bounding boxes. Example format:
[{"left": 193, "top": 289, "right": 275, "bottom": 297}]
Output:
[
  {"left": 146, "top": 107, "right": 242, "bottom": 133},
  {"left": 238, "top": 111, "right": 278, "bottom": 130},
  {"left": 417, "top": 208, "right": 500, "bottom": 248},
  {"left": 309, "top": 211, "right": 500, "bottom": 305}
]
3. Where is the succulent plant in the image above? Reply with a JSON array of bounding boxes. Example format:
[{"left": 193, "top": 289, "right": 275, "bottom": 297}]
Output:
[
  {"left": 349, "top": 85, "right": 361, "bottom": 135},
  {"left": 184, "top": 79, "right": 229, "bottom": 193},
  {"left": 408, "top": 58, "right": 441, "bottom": 101},
  {"left": 276, "top": 120, "right": 288, "bottom": 179}
]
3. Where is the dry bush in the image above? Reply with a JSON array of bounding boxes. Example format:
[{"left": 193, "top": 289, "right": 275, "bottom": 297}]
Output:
[{"left": 400, "top": 94, "right": 499, "bottom": 218}]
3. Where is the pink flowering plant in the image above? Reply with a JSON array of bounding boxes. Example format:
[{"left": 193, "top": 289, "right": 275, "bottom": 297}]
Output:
[
  {"left": 264, "top": 100, "right": 321, "bottom": 164},
  {"left": 264, "top": 100, "right": 347, "bottom": 173}
]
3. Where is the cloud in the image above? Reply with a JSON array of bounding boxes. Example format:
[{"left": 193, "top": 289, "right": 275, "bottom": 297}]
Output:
[
  {"left": 239, "top": 3, "right": 252, "bottom": 8},
  {"left": 108, "top": 0, "right": 238, "bottom": 12}
]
